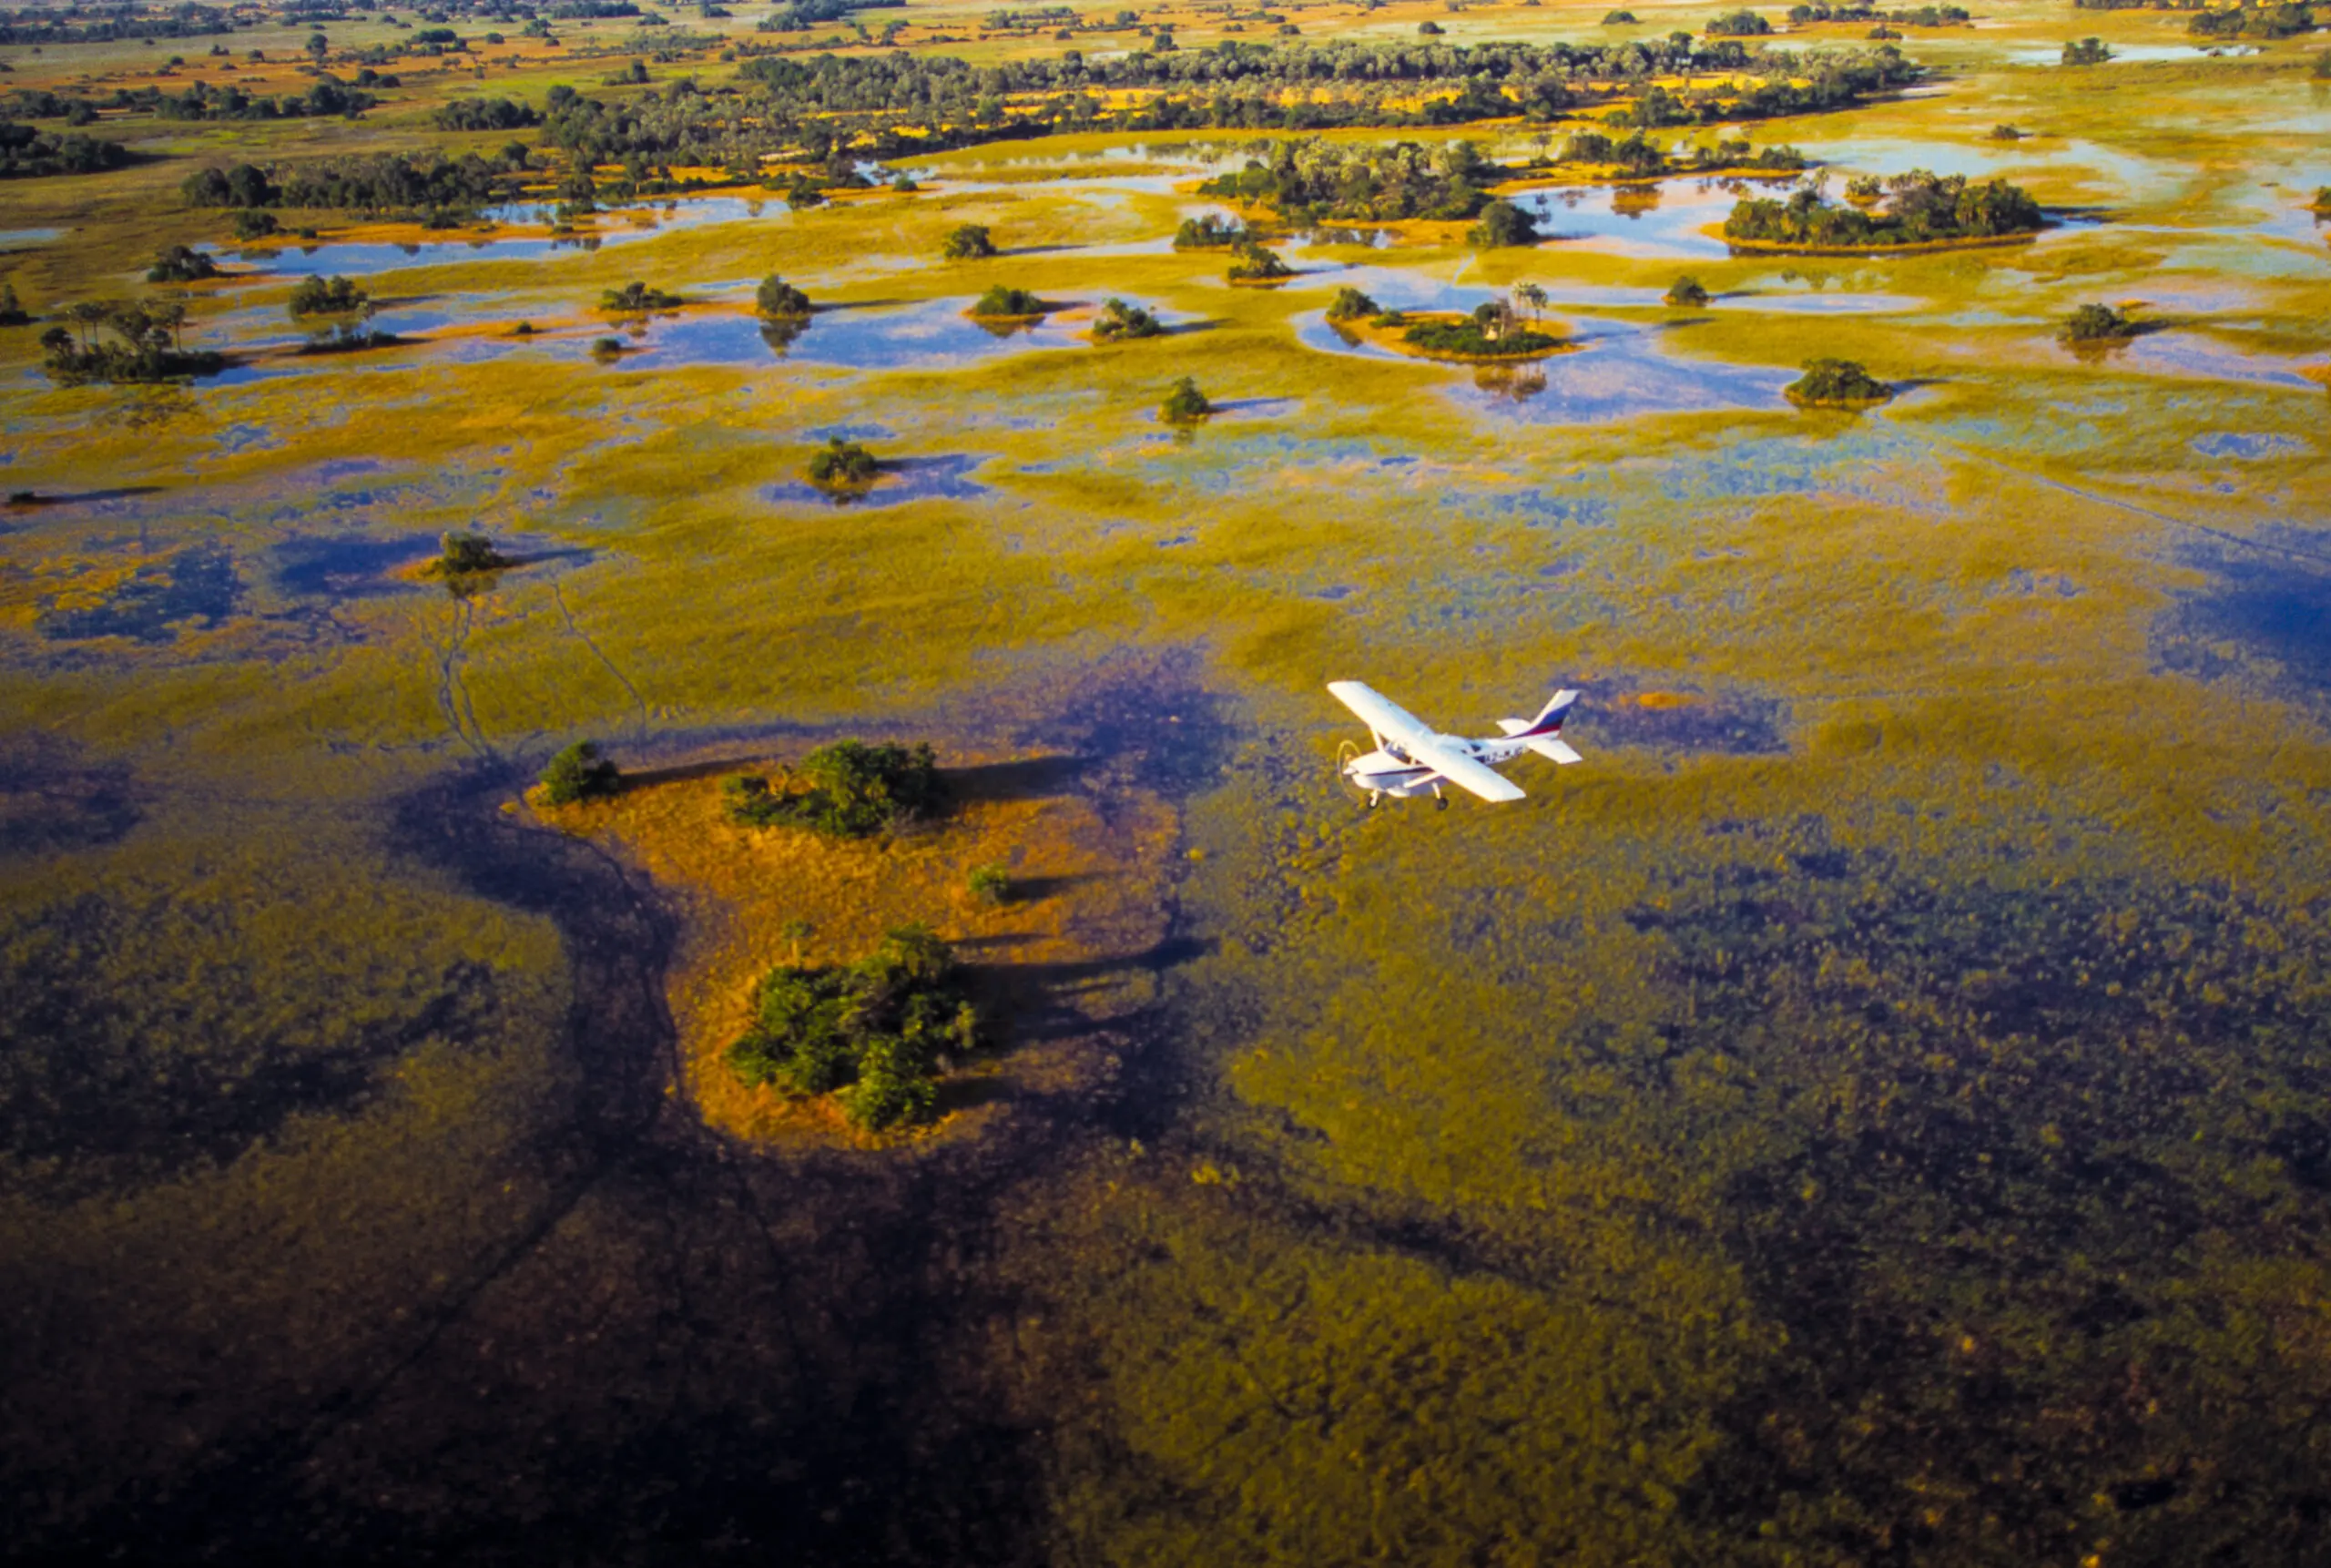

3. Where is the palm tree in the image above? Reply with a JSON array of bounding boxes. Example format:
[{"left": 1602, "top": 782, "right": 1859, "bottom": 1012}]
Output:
[{"left": 1512, "top": 281, "right": 1547, "bottom": 322}]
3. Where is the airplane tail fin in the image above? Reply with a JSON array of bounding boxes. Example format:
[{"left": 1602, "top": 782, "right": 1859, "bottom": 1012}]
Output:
[
  {"left": 1496, "top": 689, "right": 1579, "bottom": 738},
  {"left": 1497, "top": 691, "right": 1582, "bottom": 763}
]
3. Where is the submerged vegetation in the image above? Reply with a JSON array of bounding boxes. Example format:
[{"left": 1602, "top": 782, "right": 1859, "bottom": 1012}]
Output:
[
  {"left": 723, "top": 740, "right": 946, "bottom": 839},
  {"left": 1726, "top": 169, "right": 2044, "bottom": 249},
  {"left": 725, "top": 924, "right": 977, "bottom": 1130},
  {"left": 1786, "top": 356, "right": 1892, "bottom": 405}
]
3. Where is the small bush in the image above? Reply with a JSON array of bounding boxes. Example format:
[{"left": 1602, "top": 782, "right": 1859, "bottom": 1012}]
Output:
[
  {"left": 1466, "top": 199, "right": 1541, "bottom": 249},
  {"left": 2062, "top": 302, "right": 2138, "bottom": 342},
  {"left": 590, "top": 334, "right": 626, "bottom": 356},
  {"left": 0, "top": 283, "right": 28, "bottom": 327},
  {"left": 1664, "top": 274, "right": 1710, "bottom": 307},
  {"left": 147, "top": 245, "right": 219, "bottom": 284},
  {"left": 1225, "top": 239, "right": 1292, "bottom": 281},
  {"left": 942, "top": 222, "right": 996, "bottom": 260},
  {"left": 1417, "top": 18, "right": 1443, "bottom": 32},
  {"left": 756, "top": 274, "right": 811, "bottom": 317},
  {"left": 540, "top": 740, "right": 620, "bottom": 805},
  {"left": 1602, "top": 8, "right": 1638, "bottom": 19},
  {"left": 1785, "top": 357, "right": 1890, "bottom": 405},
  {"left": 1989, "top": 123, "right": 2023, "bottom": 141},
  {"left": 601, "top": 280, "right": 683, "bottom": 312},
  {"left": 1326, "top": 286, "right": 1380, "bottom": 321},
  {"left": 1160, "top": 375, "right": 1213, "bottom": 423},
  {"left": 288, "top": 274, "right": 367, "bottom": 316},
  {"left": 726, "top": 925, "right": 977, "bottom": 1130},
  {"left": 1402, "top": 312, "right": 1562, "bottom": 358},
  {"left": 230, "top": 209, "right": 280, "bottom": 240},
  {"left": 1092, "top": 297, "right": 1163, "bottom": 341},
  {"left": 723, "top": 740, "right": 946, "bottom": 838},
  {"left": 968, "top": 864, "right": 1011, "bottom": 904},
  {"left": 2061, "top": 36, "right": 2111, "bottom": 65},
  {"left": 968, "top": 284, "right": 1046, "bottom": 318}
]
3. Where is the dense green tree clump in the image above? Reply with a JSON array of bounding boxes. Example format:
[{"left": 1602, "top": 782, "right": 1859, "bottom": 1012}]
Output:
[
  {"left": 942, "top": 222, "right": 996, "bottom": 260},
  {"left": 755, "top": 274, "right": 812, "bottom": 317},
  {"left": 0, "top": 118, "right": 131, "bottom": 178},
  {"left": 968, "top": 284, "right": 1046, "bottom": 318},
  {"left": 1704, "top": 7, "right": 1773, "bottom": 34},
  {"left": 2062, "top": 301, "right": 2141, "bottom": 341},
  {"left": 0, "top": 282, "right": 27, "bottom": 326},
  {"left": 1602, "top": 9, "right": 1639, "bottom": 20},
  {"left": 435, "top": 532, "right": 513, "bottom": 575},
  {"left": 1225, "top": 239, "right": 1294, "bottom": 281},
  {"left": 38, "top": 300, "right": 222, "bottom": 385},
  {"left": 1403, "top": 301, "right": 1562, "bottom": 357},
  {"left": 1790, "top": 1, "right": 1970, "bottom": 19},
  {"left": 806, "top": 436, "right": 880, "bottom": 485},
  {"left": 1091, "top": 297, "right": 1163, "bottom": 341},
  {"left": 288, "top": 275, "right": 366, "bottom": 316},
  {"left": 147, "top": 245, "right": 218, "bottom": 283},
  {"left": 538, "top": 740, "right": 620, "bottom": 805},
  {"left": 1785, "top": 356, "right": 1890, "bottom": 404},
  {"left": 1467, "top": 199, "right": 1540, "bottom": 249},
  {"left": 1201, "top": 138, "right": 1499, "bottom": 222},
  {"left": 433, "top": 97, "right": 541, "bottom": 131},
  {"left": 723, "top": 741, "right": 946, "bottom": 838},
  {"left": 2187, "top": 1, "right": 2318, "bottom": 37},
  {"left": 601, "top": 280, "right": 684, "bottom": 312},
  {"left": 1665, "top": 274, "right": 1711, "bottom": 306},
  {"left": 2061, "top": 36, "right": 2113, "bottom": 63},
  {"left": 725, "top": 925, "right": 977, "bottom": 1130},
  {"left": 1160, "top": 376, "right": 1214, "bottom": 422},
  {"left": 1172, "top": 213, "right": 1248, "bottom": 249},
  {"left": 1558, "top": 127, "right": 1806, "bottom": 173},
  {"left": 112, "top": 76, "right": 379, "bottom": 122},
  {"left": 1725, "top": 169, "right": 2042, "bottom": 248},
  {"left": 181, "top": 151, "right": 519, "bottom": 215},
  {"left": 298, "top": 322, "right": 401, "bottom": 355},
  {"left": 1325, "top": 286, "right": 1381, "bottom": 321}
]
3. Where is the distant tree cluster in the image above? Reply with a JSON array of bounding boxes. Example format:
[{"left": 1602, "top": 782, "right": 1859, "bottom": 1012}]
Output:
[
  {"left": 1326, "top": 285, "right": 1380, "bottom": 321},
  {"left": 724, "top": 741, "right": 945, "bottom": 838},
  {"left": 127, "top": 76, "right": 379, "bottom": 121},
  {"left": 2187, "top": 1, "right": 2318, "bottom": 37},
  {"left": 1467, "top": 199, "right": 1540, "bottom": 249},
  {"left": 435, "top": 532, "right": 514, "bottom": 575},
  {"left": 726, "top": 924, "right": 976, "bottom": 1131},
  {"left": 433, "top": 97, "right": 541, "bottom": 131},
  {"left": 1665, "top": 274, "right": 1711, "bottom": 306},
  {"left": 1091, "top": 297, "right": 1163, "bottom": 341},
  {"left": 0, "top": 282, "right": 29, "bottom": 326},
  {"left": 1785, "top": 357, "right": 1890, "bottom": 404},
  {"left": 1172, "top": 213, "right": 1249, "bottom": 249},
  {"left": 1556, "top": 127, "right": 1805, "bottom": 175},
  {"left": 1160, "top": 376, "right": 1214, "bottom": 422},
  {"left": 1704, "top": 8, "right": 1774, "bottom": 35},
  {"left": 1224, "top": 239, "right": 1293, "bottom": 280},
  {"left": 1201, "top": 138, "right": 1501, "bottom": 223},
  {"left": 1402, "top": 301, "right": 1562, "bottom": 357},
  {"left": 38, "top": 300, "right": 222, "bottom": 385},
  {"left": 1725, "top": 169, "right": 2042, "bottom": 247},
  {"left": 2061, "top": 36, "right": 2113, "bottom": 63},
  {"left": 147, "top": 244, "right": 219, "bottom": 283},
  {"left": 1788, "top": 1, "right": 1968, "bottom": 21},
  {"left": 288, "top": 274, "right": 366, "bottom": 316},
  {"left": 0, "top": 4, "right": 239, "bottom": 46},
  {"left": 601, "top": 280, "right": 684, "bottom": 311},
  {"left": 182, "top": 151, "right": 518, "bottom": 215},
  {"left": 0, "top": 119, "right": 131, "bottom": 178}
]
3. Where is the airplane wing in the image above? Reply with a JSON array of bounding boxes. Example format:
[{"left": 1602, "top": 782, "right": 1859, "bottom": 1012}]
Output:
[
  {"left": 1410, "top": 738, "right": 1527, "bottom": 802},
  {"left": 1328, "top": 681, "right": 1526, "bottom": 803},
  {"left": 1327, "top": 680, "right": 1430, "bottom": 745}
]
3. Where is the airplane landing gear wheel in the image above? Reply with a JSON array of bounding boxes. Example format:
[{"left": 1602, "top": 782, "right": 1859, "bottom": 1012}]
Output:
[{"left": 1436, "top": 793, "right": 1450, "bottom": 811}]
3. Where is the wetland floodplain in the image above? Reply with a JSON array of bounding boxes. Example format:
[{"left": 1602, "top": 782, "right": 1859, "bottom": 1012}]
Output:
[{"left": 4, "top": 3, "right": 2331, "bottom": 1563}]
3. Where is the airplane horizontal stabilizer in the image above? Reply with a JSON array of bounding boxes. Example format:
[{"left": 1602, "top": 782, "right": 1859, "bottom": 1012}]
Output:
[{"left": 1526, "top": 738, "right": 1583, "bottom": 766}]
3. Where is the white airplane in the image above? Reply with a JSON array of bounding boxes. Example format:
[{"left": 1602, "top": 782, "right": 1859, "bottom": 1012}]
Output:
[{"left": 1329, "top": 679, "right": 1582, "bottom": 808}]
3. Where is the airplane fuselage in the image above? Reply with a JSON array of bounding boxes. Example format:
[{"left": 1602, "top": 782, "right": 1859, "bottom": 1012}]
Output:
[{"left": 1345, "top": 734, "right": 1533, "bottom": 799}]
